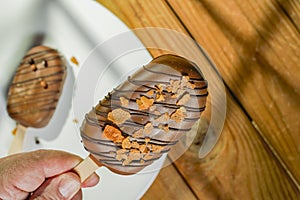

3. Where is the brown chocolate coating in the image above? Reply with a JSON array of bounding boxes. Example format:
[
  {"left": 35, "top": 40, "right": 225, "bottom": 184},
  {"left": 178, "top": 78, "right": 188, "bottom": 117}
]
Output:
[
  {"left": 81, "top": 54, "right": 208, "bottom": 174},
  {"left": 7, "top": 46, "right": 67, "bottom": 128}
]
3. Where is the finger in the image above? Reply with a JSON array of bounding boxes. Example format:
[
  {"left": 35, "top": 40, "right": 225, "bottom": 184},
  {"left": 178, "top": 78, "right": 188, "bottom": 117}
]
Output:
[
  {"left": 28, "top": 172, "right": 81, "bottom": 200},
  {"left": 71, "top": 190, "right": 83, "bottom": 200},
  {"left": 81, "top": 173, "right": 100, "bottom": 188},
  {"left": 0, "top": 150, "right": 81, "bottom": 194}
]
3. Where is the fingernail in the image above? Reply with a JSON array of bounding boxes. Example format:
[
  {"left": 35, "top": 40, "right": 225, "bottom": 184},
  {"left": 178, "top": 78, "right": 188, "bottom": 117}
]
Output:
[{"left": 59, "top": 177, "right": 81, "bottom": 198}]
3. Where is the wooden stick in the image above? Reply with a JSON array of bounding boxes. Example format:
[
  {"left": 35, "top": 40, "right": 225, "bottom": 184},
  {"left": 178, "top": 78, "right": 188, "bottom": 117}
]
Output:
[
  {"left": 8, "top": 124, "right": 27, "bottom": 155},
  {"left": 74, "top": 155, "right": 100, "bottom": 182}
]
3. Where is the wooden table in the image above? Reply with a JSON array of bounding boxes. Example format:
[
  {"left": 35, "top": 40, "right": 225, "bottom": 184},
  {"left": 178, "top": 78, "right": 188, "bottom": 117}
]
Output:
[{"left": 97, "top": 1, "right": 300, "bottom": 199}]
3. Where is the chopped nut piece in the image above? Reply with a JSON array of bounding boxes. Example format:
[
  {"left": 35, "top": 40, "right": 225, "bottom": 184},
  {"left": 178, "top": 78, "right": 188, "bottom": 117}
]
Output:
[
  {"left": 155, "top": 93, "right": 165, "bottom": 102},
  {"left": 107, "top": 108, "right": 131, "bottom": 125},
  {"left": 158, "top": 123, "right": 169, "bottom": 132},
  {"left": 122, "top": 157, "right": 132, "bottom": 166},
  {"left": 132, "top": 129, "right": 143, "bottom": 138},
  {"left": 166, "top": 86, "right": 172, "bottom": 93},
  {"left": 151, "top": 144, "right": 164, "bottom": 153},
  {"left": 155, "top": 112, "right": 170, "bottom": 123},
  {"left": 12, "top": 127, "right": 17, "bottom": 135},
  {"left": 155, "top": 84, "right": 165, "bottom": 93},
  {"left": 180, "top": 76, "right": 190, "bottom": 87},
  {"left": 144, "top": 122, "right": 153, "bottom": 134},
  {"left": 187, "top": 82, "right": 196, "bottom": 89},
  {"left": 169, "top": 79, "right": 180, "bottom": 93},
  {"left": 72, "top": 118, "right": 79, "bottom": 124},
  {"left": 116, "top": 149, "right": 128, "bottom": 161},
  {"left": 140, "top": 160, "right": 145, "bottom": 164},
  {"left": 176, "top": 93, "right": 191, "bottom": 105},
  {"left": 146, "top": 89, "right": 154, "bottom": 96},
  {"left": 70, "top": 56, "right": 79, "bottom": 66},
  {"left": 170, "top": 107, "right": 187, "bottom": 122},
  {"left": 103, "top": 125, "right": 124, "bottom": 143},
  {"left": 136, "top": 96, "right": 154, "bottom": 110},
  {"left": 122, "top": 137, "right": 131, "bottom": 149},
  {"left": 139, "top": 144, "right": 148, "bottom": 153},
  {"left": 120, "top": 97, "right": 129, "bottom": 107},
  {"left": 143, "top": 152, "right": 154, "bottom": 160},
  {"left": 145, "top": 137, "right": 151, "bottom": 144},
  {"left": 128, "top": 149, "right": 142, "bottom": 160},
  {"left": 131, "top": 141, "right": 140, "bottom": 149}
]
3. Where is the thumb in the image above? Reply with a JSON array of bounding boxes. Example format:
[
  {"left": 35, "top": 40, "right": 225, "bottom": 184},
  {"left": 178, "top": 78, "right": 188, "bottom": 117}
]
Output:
[{"left": 29, "top": 172, "right": 81, "bottom": 200}]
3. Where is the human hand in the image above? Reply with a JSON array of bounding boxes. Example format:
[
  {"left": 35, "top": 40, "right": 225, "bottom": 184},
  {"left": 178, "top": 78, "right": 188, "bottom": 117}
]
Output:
[{"left": 0, "top": 150, "right": 99, "bottom": 200}]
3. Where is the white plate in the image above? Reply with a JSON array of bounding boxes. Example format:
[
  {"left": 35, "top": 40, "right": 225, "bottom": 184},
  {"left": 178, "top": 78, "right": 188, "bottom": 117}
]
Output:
[{"left": 0, "top": 0, "right": 164, "bottom": 199}]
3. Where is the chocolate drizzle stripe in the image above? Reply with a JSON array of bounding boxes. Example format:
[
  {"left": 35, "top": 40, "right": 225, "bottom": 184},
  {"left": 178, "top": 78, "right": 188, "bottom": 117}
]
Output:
[
  {"left": 99, "top": 98, "right": 205, "bottom": 113},
  {"left": 9, "top": 106, "right": 57, "bottom": 116},
  {"left": 18, "top": 55, "right": 64, "bottom": 72},
  {"left": 120, "top": 121, "right": 192, "bottom": 132},
  {"left": 11, "top": 70, "right": 65, "bottom": 85},
  {"left": 81, "top": 126, "right": 178, "bottom": 146},
  {"left": 24, "top": 49, "right": 57, "bottom": 59},
  {"left": 94, "top": 103, "right": 204, "bottom": 121},
  {"left": 8, "top": 98, "right": 59, "bottom": 109},
  {"left": 83, "top": 146, "right": 167, "bottom": 166},
  {"left": 8, "top": 79, "right": 62, "bottom": 97},
  {"left": 7, "top": 93, "right": 60, "bottom": 106},
  {"left": 127, "top": 77, "right": 207, "bottom": 90},
  {"left": 10, "top": 79, "right": 63, "bottom": 93},
  {"left": 143, "top": 65, "right": 205, "bottom": 81},
  {"left": 17, "top": 64, "right": 65, "bottom": 75}
]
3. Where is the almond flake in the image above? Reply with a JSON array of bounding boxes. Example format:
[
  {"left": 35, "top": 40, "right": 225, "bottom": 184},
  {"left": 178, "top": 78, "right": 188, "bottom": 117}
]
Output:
[
  {"left": 120, "top": 97, "right": 129, "bottom": 107},
  {"left": 107, "top": 108, "right": 131, "bottom": 125},
  {"left": 136, "top": 96, "right": 154, "bottom": 110},
  {"left": 176, "top": 93, "right": 191, "bottom": 105},
  {"left": 103, "top": 125, "right": 124, "bottom": 143}
]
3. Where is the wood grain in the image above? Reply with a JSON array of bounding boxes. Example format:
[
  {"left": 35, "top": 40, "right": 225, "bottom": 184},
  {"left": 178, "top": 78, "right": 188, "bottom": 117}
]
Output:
[
  {"left": 169, "top": 92, "right": 299, "bottom": 199},
  {"left": 142, "top": 159, "right": 197, "bottom": 200},
  {"left": 96, "top": 0, "right": 300, "bottom": 199},
  {"left": 167, "top": 0, "right": 300, "bottom": 183}
]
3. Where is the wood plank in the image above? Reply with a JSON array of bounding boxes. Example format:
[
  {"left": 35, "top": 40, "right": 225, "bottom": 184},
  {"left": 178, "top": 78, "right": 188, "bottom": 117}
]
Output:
[
  {"left": 167, "top": 0, "right": 300, "bottom": 183},
  {"left": 275, "top": 0, "right": 300, "bottom": 32},
  {"left": 96, "top": 0, "right": 300, "bottom": 198},
  {"left": 169, "top": 91, "right": 299, "bottom": 199},
  {"left": 141, "top": 160, "right": 197, "bottom": 200}
]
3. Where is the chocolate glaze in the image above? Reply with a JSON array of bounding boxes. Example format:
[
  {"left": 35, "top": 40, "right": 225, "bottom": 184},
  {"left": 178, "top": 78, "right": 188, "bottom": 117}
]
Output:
[
  {"left": 81, "top": 54, "right": 208, "bottom": 174},
  {"left": 7, "top": 46, "right": 67, "bottom": 128}
]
